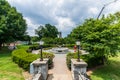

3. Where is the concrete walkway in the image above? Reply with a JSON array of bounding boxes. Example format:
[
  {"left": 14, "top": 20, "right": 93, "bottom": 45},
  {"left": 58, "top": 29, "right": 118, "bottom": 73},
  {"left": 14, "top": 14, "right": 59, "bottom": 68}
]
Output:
[{"left": 47, "top": 54, "right": 73, "bottom": 80}]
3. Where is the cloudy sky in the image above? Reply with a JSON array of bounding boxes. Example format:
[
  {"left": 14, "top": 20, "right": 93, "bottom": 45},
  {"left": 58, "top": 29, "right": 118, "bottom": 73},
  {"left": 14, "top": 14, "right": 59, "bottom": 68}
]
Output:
[{"left": 7, "top": 0, "right": 120, "bottom": 37}]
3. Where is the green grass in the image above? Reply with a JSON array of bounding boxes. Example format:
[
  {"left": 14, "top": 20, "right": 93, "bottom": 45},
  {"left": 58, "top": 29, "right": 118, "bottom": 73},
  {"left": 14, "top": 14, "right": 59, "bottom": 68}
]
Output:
[
  {"left": 91, "top": 54, "right": 120, "bottom": 80},
  {"left": 0, "top": 47, "right": 24, "bottom": 80}
]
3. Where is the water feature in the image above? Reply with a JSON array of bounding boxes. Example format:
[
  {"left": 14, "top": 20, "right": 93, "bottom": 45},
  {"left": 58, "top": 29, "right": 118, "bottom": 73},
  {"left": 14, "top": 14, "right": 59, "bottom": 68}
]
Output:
[{"left": 52, "top": 46, "right": 69, "bottom": 54}]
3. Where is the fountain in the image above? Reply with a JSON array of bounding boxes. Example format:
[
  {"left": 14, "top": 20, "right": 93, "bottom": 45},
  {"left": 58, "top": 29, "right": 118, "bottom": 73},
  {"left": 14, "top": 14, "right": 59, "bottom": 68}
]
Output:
[{"left": 52, "top": 46, "right": 69, "bottom": 54}]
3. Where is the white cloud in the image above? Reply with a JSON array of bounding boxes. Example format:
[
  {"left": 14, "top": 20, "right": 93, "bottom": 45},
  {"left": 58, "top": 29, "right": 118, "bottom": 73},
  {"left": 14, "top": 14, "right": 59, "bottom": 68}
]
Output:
[
  {"left": 88, "top": 7, "right": 99, "bottom": 15},
  {"left": 24, "top": 17, "right": 39, "bottom": 36},
  {"left": 56, "top": 17, "right": 75, "bottom": 32},
  {"left": 7, "top": 0, "right": 120, "bottom": 37}
]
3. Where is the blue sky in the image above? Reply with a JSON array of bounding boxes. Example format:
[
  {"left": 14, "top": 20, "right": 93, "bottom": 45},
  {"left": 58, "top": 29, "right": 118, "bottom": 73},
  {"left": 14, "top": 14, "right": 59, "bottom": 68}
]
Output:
[{"left": 7, "top": 0, "right": 120, "bottom": 37}]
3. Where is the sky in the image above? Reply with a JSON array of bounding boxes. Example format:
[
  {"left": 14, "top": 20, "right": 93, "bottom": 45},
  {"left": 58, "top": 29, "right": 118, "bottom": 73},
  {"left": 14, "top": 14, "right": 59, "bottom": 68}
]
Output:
[{"left": 7, "top": 0, "right": 120, "bottom": 37}]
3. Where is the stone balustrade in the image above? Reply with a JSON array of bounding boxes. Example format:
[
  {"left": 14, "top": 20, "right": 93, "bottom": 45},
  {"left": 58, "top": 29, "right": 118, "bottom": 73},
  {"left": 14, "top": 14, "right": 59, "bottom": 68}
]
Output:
[
  {"left": 71, "top": 59, "right": 88, "bottom": 80},
  {"left": 30, "top": 58, "right": 48, "bottom": 80}
]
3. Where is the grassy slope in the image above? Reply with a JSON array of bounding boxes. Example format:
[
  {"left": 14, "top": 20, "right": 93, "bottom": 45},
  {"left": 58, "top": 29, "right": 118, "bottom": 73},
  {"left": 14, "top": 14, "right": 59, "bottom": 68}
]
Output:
[
  {"left": 91, "top": 54, "right": 120, "bottom": 80},
  {"left": 0, "top": 47, "right": 24, "bottom": 80}
]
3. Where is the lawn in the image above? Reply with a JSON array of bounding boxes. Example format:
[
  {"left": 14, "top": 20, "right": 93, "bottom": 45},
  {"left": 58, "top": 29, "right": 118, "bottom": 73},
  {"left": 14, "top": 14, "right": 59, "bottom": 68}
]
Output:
[
  {"left": 0, "top": 46, "right": 120, "bottom": 80},
  {"left": 91, "top": 54, "right": 120, "bottom": 80},
  {"left": 0, "top": 47, "right": 24, "bottom": 80}
]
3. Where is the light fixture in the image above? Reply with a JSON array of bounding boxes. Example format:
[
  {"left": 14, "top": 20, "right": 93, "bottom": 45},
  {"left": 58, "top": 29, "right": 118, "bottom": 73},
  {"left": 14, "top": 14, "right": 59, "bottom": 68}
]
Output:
[{"left": 39, "top": 41, "right": 44, "bottom": 61}]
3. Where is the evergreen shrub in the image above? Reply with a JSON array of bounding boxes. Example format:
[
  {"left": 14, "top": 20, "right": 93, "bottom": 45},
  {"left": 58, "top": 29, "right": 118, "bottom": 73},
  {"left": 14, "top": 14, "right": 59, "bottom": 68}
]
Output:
[
  {"left": 66, "top": 52, "right": 104, "bottom": 70},
  {"left": 12, "top": 49, "right": 54, "bottom": 71}
]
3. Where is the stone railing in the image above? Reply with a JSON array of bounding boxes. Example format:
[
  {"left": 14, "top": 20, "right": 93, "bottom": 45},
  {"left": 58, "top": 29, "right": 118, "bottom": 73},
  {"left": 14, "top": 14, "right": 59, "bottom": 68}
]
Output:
[
  {"left": 30, "top": 59, "right": 48, "bottom": 80},
  {"left": 71, "top": 59, "right": 89, "bottom": 80},
  {"left": 32, "top": 73, "right": 42, "bottom": 80},
  {"left": 78, "top": 71, "right": 89, "bottom": 80}
]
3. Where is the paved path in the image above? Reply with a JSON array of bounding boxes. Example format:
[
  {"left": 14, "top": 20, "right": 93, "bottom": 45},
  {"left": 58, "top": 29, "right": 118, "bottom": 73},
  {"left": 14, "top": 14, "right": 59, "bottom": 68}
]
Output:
[{"left": 47, "top": 54, "right": 73, "bottom": 80}]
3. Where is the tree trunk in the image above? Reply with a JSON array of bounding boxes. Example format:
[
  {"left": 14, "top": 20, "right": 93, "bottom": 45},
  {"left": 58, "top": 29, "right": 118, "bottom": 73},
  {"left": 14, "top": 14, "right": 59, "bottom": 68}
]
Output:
[
  {"left": 0, "top": 42, "right": 2, "bottom": 50},
  {"left": 102, "top": 56, "right": 106, "bottom": 65}
]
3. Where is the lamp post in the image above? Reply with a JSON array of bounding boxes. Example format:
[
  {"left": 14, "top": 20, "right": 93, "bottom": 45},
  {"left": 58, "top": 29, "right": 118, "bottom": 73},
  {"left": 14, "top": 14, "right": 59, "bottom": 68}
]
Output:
[
  {"left": 39, "top": 41, "right": 44, "bottom": 61},
  {"left": 76, "top": 41, "right": 80, "bottom": 62}
]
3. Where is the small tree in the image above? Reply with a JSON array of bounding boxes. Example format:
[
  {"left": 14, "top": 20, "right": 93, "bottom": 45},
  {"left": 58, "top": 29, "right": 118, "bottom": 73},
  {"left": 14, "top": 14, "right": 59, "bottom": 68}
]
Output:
[{"left": 70, "top": 12, "right": 120, "bottom": 64}]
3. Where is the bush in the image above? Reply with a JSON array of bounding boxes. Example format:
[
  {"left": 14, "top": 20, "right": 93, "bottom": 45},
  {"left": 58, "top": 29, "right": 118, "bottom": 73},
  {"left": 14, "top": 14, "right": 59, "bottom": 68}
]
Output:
[
  {"left": 66, "top": 52, "right": 104, "bottom": 70},
  {"left": 28, "top": 44, "right": 57, "bottom": 51},
  {"left": 65, "top": 44, "right": 75, "bottom": 48},
  {"left": 29, "top": 44, "right": 40, "bottom": 50},
  {"left": 66, "top": 53, "right": 75, "bottom": 70},
  {"left": 12, "top": 49, "right": 54, "bottom": 71},
  {"left": 16, "top": 45, "right": 30, "bottom": 50}
]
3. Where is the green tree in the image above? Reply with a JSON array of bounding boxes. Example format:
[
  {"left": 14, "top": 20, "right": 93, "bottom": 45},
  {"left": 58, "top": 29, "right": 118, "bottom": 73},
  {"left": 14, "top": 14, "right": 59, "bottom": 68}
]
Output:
[
  {"left": 64, "top": 37, "right": 75, "bottom": 44},
  {"left": 54, "top": 38, "right": 65, "bottom": 45},
  {"left": 35, "top": 24, "right": 58, "bottom": 39},
  {"left": 0, "top": 0, "right": 27, "bottom": 48},
  {"left": 35, "top": 25, "right": 44, "bottom": 39},
  {"left": 31, "top": 36, "right": 39, "bottom": 42},
  {"left": 41, "top": 37, "right": 54, "bottom": 44},
  {"left": 70, "top": 12, "right": 120, "bottom": 64},
  {"left": 22, "top": 35, "right": 31, "bottom": 44}
]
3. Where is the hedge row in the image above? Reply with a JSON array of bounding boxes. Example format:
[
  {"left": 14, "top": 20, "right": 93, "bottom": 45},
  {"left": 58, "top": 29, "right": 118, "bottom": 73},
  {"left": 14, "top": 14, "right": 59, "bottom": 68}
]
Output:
[
  {"left": 28, "top": 44, "right": 75, "bottom": 51},
  {"left": 12, "top": 49, "right": 54, "bottom": 71},
  {"left": 28, "top": 44, "right": 57, "bottom": 51},
  {"left": 66, "top": 52, "right": 104, "bottom": 70}
]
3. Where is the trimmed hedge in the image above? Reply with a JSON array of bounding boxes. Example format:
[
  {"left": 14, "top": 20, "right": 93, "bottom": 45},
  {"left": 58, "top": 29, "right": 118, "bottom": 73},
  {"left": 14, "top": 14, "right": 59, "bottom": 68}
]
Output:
[
  {"left": 65, "top": 44, "right": 75, "bottom": 48},
  {"left": 28, "top": 44, "right": 57, "bottom": 51},
  {"left": 12, "top": 49, "right": 54, "bottom": 71},
  {"left": 66, "top": 52, "right": 104, "bottom": 70},
  {"left": 29, "top": 44, "right": 39, "bottom": 50}
]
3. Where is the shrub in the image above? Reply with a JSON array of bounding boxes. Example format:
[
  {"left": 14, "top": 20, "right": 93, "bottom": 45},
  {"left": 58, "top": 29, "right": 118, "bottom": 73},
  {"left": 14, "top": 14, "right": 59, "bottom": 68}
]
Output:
[
  {"left": 66, "top": 53, "right": 75, "bottom": 70},
  {"left": 65, "top": 44, "right": 75, "bottom": 48},
  {"left": 29, "top": 44, "right": 40, "bottom": 50},
  {"left": 16, "top": 45, "right": 30, "bottom": 50},
  {"left": 12, "top": 49, "right": 54, "bottom": 71},
  {"left": 66, "top": 52, "right": 104, "bottom": 70},
  {"left": 28, "top": 44, "right": 57, "bottom": 51}
]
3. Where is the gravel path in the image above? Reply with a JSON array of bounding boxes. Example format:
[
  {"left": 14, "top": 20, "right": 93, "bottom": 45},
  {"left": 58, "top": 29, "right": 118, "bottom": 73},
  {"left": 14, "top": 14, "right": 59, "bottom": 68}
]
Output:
[{"left": 47, "top": 54, "right": 73, "bottom": 80}]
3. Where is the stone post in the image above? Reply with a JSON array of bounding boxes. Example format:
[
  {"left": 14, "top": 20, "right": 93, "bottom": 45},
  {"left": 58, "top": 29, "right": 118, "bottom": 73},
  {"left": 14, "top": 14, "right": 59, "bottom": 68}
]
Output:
[
  {"left": 71, "top": 59, "right": 87, "bottom": 80},
  {"left": 30, "top": 58, "right": 48, "bottom": 80}
]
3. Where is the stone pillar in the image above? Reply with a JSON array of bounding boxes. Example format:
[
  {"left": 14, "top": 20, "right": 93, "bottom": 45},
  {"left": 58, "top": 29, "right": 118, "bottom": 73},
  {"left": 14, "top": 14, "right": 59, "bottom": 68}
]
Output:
[
  {"left": 71, "top": 59, "right": 87, "bottom": 80},
  {"left": 30, "top": 58, "right": 48, "bottom": 80}
]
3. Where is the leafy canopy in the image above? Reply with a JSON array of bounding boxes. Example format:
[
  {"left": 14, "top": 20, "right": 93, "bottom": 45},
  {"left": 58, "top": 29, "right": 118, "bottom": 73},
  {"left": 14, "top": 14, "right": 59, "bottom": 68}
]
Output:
[
  {"left": 0, "top": 0, "right": 27, "bottom": 46},
  {"left": 70, "top": 12, "right": 120, "bottom": 58},
  {"left": 35, "top": 24, "right": 58, "bottom": 39}
]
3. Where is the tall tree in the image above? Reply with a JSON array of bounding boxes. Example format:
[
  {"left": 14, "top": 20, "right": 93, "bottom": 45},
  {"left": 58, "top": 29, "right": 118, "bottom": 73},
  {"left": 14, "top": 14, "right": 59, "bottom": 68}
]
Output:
[
  {"left": 0, "top": 0, "right": 27, "bottom": 48},
  {"left": 22, "top": 35, "right": 31, "bottom": 44},
  {"left": 70, "top": 12, "right": 120, "bottom": 64},
  {"left": 31, "top": 36, "right": 39, "bottom": 42},
  {"left": 35, "top": 25, "right": 44, "bottom": 39},
  {"left": 35, "top": 24, "right": 58, "bottom": 39}
]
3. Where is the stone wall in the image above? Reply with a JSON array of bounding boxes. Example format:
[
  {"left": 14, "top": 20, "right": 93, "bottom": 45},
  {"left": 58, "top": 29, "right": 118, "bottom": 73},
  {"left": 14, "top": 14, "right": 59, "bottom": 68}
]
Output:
[
  {"left": 71, "top": 59, "right": 88, "bottom": 80},
  {"left": 30, "top": 58, "right": 48, "bottom": 80}
]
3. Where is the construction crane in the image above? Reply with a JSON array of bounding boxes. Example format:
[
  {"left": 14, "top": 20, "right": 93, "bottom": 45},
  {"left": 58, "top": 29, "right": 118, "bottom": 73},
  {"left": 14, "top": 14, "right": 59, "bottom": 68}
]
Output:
[{"left": 97, "top": 0, "right": 119, "bottom": 19}]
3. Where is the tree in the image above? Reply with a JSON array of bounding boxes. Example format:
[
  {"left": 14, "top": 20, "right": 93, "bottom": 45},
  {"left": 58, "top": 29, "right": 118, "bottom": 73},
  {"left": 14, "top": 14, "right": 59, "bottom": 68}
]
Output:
[
  {"left": 70, "top": 12, "right": 120, "bottom": 64},
  {"left": 35, "top": 25, "right": 44, "bottom": 39},
  {"left": 64, "top": 37, "right": 75, "bottom": 44},
  {"left": 31, "top": 36, "right": 39, "bottom": 42},
  {"left": 22, "top": 35, "right": 31, "bottom": 44},
  {"left": 0, "top": 0, "right": 27, "bottom": 48},
  {"left": 35, "top": 24, "right": 58, "bottom": 39}
]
